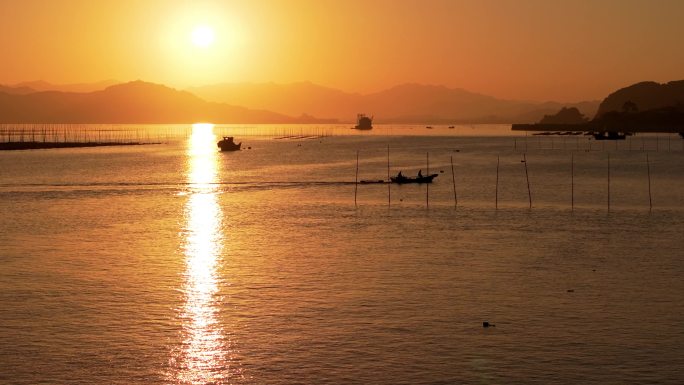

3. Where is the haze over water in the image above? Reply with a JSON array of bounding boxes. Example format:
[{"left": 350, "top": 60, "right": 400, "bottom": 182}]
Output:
[{"left": 1, "top": 125, "right": 683, "bottom": 384}]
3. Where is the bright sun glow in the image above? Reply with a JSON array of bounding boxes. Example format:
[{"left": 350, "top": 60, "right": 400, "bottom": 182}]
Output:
[{"left": 191, "top": 25, "right": 215, "bottom": 47}]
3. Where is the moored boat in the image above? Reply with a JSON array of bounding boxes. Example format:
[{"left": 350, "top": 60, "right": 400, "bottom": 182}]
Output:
[{"left": 217, "top": 136, "right": 242, "bottom": 151}]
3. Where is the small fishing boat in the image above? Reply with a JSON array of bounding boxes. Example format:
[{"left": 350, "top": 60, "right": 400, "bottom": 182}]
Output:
[
  {"left": 217, "top": 136, "right": 242, "bottom": 151},
  {"left": 390, "top": 172, "right": 438, "bottom": 184},
  {"left": 352, "top": 114, "right": 373, "bottom": 130}
]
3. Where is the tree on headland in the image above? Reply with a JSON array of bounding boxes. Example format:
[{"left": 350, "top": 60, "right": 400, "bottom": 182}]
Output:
[{"left": 622, "top": 100, "right": 638, "bottom": 113}]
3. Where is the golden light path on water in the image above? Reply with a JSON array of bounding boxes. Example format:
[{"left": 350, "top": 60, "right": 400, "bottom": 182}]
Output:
[{"left": 171, "top": 123, "right": 241, "bottom": 384}]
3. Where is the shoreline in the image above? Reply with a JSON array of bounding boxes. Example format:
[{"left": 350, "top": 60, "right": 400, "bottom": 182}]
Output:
[
  {"left": 512, "top": 123, "right": 684, "bottom": 134},
  {"left": 0, "top": 142, "right": 158, "bottom": 151}
]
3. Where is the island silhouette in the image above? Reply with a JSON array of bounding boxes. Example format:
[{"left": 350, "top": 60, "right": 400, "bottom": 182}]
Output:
[{"left": 513, "top": 80, "right": 684, "bottom": 137}]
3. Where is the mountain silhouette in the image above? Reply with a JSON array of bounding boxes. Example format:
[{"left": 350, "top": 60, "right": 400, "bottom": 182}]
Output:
[
  {"left": 0, "top": 85, "right": 36, "bottom": 95},
  {"left": 594, "top": 80, "right": 684, "bottom": 118},
  {"left": 189, "top": 82, "right": 600, "bottom": 123},
  {"left": 0, "top": 81, "right": 333, "bottom": 123},
  {"left": 10, "top": 80, "right": 119, "bottom": 93},
  {"left": 188, "top": 81, "right": 360, "bottom": 121},
  {"left": 1, "top": 80, "right": 619, "bottom": 124}
]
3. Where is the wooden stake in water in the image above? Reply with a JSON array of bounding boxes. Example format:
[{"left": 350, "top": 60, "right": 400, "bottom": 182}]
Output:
[
  {"left": 646, "top": 153, "right": 652, "bottom": 211},
  {"left": 607, "top": 153, "right": 611, "bottom": 212},
  {"left": 426, "top": 152, "right": 430, "bottom": 209},
  {"left": 387, "top": 145, "right": 391, "bottom": 207},
  {"left": 450, "top": 155, "right": 457, "bottom": 208},
  {"left": 495, "top": 155, "right": 500, "bottom": 210},
  {"left": 571, "top": 153, "right": 574, "bottom": 211},
  {"left": 523, "top": 153, "right": 532, "bottom": 209},
  {"left": 354, "top": 150, "right": 359, "bottom": 208}
]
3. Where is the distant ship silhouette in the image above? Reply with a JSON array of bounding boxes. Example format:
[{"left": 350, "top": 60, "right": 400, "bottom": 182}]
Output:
[{"left": 352, "top": 113, "right": 373, "bottom": 130}]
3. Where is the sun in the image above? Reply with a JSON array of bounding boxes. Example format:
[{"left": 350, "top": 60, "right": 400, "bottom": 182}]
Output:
[{"left": 191, "top": 25, "right": 215, "bottom": 48}]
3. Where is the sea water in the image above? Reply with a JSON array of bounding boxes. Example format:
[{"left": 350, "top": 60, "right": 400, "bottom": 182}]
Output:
[{"left": 1, "top": 125, "right": 683, "bottom": 384}]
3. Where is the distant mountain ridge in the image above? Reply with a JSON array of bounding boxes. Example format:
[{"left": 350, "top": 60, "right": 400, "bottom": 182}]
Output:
[
  {"left": 0, "top": 85, "right": 36, "bottom": 95},
  {"left": 6, "top": 79, "right": 680, "bottom": 124},
  {"left": 188, "top": 82, "right": 600, "bottom": 124},
  {"left": 0, "top": 81, "right": 333, "bottom": 124},
  {"left": 8, "top": 80, "right": 120, "bottom": 93}
]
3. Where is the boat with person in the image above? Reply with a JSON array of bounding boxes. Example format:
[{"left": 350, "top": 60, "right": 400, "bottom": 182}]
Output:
[
  {"left": 217, "top": 136, "right": 242, "bottom": 151},
  {"left": 352, "top": 114, "right": 373, "bottom": 130},
  {"left": 390, "top": 170, "right": 438, "bottom": 184}
]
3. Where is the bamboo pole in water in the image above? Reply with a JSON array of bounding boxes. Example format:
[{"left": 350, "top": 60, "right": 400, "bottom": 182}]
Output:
[
  {"left": 450, "top": 155, "right": 457, "bottom": 208},
  {"left": 607, "top": 153, "right": 611, "bottom": 212},
  {"left": 646, "top": 153, "right": 652, "bottom": 211},
  {"left": 387, "top": 145, "right": 391, "bottom": 207},
  {"left": 495, "top": 155, "right": 500, "bottom": 210},
  {"left": 354, "top": 151, "right": 359, "bottom": 208},
  {"left": 571, "top": 153, "right": 574, "bottom": 211},
  {"left": 426, "top": 152, "right": 430, "bottom": 209},
  {"left": 523, "top": 153, "right": 532, "bottom": 209}
]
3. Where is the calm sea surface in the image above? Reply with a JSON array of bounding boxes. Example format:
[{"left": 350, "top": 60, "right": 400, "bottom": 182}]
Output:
[{"left": 1, "top": 124, "right": 683, "bottom": 384}]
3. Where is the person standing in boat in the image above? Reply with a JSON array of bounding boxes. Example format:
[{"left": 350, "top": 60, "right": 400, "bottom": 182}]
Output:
[{"left": 418, "top": 169, "right": 423, "bottom": 178}]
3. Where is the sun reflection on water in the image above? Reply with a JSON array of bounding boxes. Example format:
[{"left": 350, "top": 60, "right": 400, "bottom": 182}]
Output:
[{"left": 170, "top": 123, "right": 242, "bottom": 384}]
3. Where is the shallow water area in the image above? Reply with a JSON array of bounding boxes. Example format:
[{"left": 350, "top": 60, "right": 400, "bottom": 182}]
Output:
[{"left": 1, "top": 124, "right": 683, "bottom": 384}]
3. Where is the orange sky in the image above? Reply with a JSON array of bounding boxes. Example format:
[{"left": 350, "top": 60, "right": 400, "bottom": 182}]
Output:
[{"left": 1, "top": 0, "right": 683, "bottom": 102}]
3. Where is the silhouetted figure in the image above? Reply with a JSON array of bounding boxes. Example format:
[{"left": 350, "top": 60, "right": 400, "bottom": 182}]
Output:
[{"left": 418, "top": 169, "right": 423, "bottom": 178}]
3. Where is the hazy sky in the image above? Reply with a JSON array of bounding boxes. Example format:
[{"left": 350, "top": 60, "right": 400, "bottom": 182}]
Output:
[{"left": 1, "top": 0, "right": 683, "bottom": 101}]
